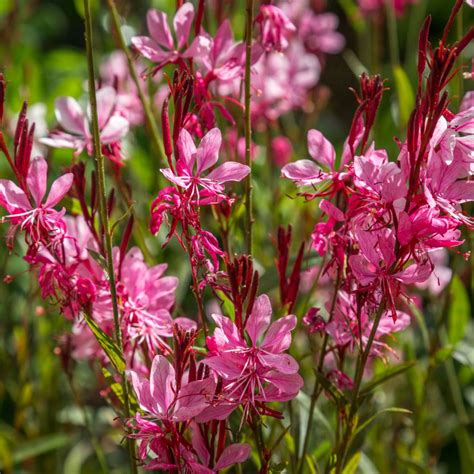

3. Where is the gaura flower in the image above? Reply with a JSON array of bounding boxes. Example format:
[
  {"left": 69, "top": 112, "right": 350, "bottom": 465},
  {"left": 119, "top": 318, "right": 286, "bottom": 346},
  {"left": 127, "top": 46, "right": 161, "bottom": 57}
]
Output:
[
  {"left": 130, "top": 354, "right": 215, "bottom": 422},
  {"left": 41, "top": 86, "right": 129, "bottom": 163},
  {"left": 199, "top": 294, "right": 303, "bottom": 420},
  {"left": 131, "top": 3, "right": 211, "bottom": 71},
  {"left": 161, "top": 128, "right": 250, "bottom": 205},
  {"left": 0, "top": 155, "right": 73, "bottom": 249},
  {"left": 255, "top": 5, "right": 296, "bottom": 52}
]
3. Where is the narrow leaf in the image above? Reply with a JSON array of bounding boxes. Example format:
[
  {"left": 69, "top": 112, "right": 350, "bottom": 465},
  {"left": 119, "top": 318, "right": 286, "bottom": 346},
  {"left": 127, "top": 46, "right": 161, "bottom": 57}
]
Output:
[
  {"left": 83, "top": 312, "right": 125, "bottom": 373},
  {"left": 447, "top": 275, "right": 470, "bottom": 345},
  {"left": 354, "top": 408, "right": 412, "bottom": 438},
  {"left": 359, "top": 361, "right": 416, "bottom": 398},
  {"left": 343, "top": 452, "right": 361, "bottom": 474},
  {"left": 393, "top": 65, "right": 415, "bottom": 127}
]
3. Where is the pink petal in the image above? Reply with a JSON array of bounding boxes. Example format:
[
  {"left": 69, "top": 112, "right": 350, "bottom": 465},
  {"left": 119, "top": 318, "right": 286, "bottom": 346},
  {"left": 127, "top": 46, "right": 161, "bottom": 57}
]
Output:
[
  {"left": 173, "top": 2, "right": 194, "bottom": 50},
  {"left": 182, "top": 35, "right": 212, "bottom": 59},
  {"left": 92, "top": 87, "right": 116, "bottom": 129},
  {"left": 55, "top": 97, "right": 87, "bottom": 135},
  {"left": 204, "top": 354, "right": 243, "bottom": 379},
  {"left": 194, "top": 402, "right": 237, "bottom": 423},
  {"left": 213, "top": 20, "right": 233, "bottom": 57},
  {"left": 44, "top": 173, "right": 73, "bottom": 208},
  {"left": 173, "top": 378, "right": 215, "bottom": 421},
  {"left": 348, "top": 255, "right": 377, "bottom": 286},
  {"left": 281, "top": 159, "right": 323, "bottom": 185},
  {"left": 245, "top": 294, "right": 272, "bottom": 346},
  {"left": 0, "top": 179, "right": 30, "bottom": 212},
  {"left": 191, "top": 422, "right": 211, "bottom": 466},
  {"left": 40, "top": 133, "right": 84, "bottom": 151},
  {"left": 147, "top": 9, "right": 174, "bottom": 50},
  {"left": 196, "top": 128, "right": 221, "bottom": 174},
  {"left": 131, "top": 36, "right": 170, "bottom": 63},
  {"left": 178, "top": 128, "right": 197, "bottom": 169},
  {"left": 215, "top": 443, "right": 251, "bottom": 470},
  {"left": 319, "top": 199, "right": 345, "bottom": 221},
  {"left": 100, "top": 115, "right": 129, "bottom": 144},
  {"left": 307, "top": 129, "right": 336, "bottom": 170},
  {"left": 264, "top": 372, "right": 304, "bottom": 397},
  {"left": 27, "top": 156, "right": 48, "bottom": 206},
  {"left": 261, "top": 315, "right": 296, "bottom": 353},
  {"left": 260, "top": 352, "right": 299, "bottom": 374},
  {"left": 206, "top": 162, "right": 250, "bottom": 183},
  {"left": 150, "top": 355, "right": 175, "bottom": 414},
  {"left": 130, "top": 371, "right": 155, "bottom": 414}
]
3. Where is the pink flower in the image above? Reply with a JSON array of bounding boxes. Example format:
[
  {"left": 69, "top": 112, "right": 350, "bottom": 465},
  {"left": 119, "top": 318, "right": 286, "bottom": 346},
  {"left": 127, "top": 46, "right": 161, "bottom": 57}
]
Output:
[
  {"left": 271, "top": 136, "right": 293, "bottom": 167},
  {"left": 0, "top": 155, "right": 73, "bottom": 249},
  {"left": 251, "top": 41, "right": 320, "bottom": 121},
  {"left": 195, "top": 21, "right": 249, "bottom": 83},
  {"left": 201, "top": 294, "right": 303, "bottom": 419},
  {"left": 189, "top": 423, "right": 251, "bottom": 473},
  {"left": 325, "top": 291, "right": 411, "bottom": 358},
  {"left": 255, "top": 5, "right": 296, "bottom": 52},
  {"left": 131, "top": 4, "right": 210, "bottom": 71},
  {"left": 299, "top": 12, "right": 345, "bottom": 55},
  {"left": 41, "top": 86, "right": 129, "bottom": 163},
  {"left": 117, "top": 247, "right": 183, "bottom": 354},
  {"left": 349, "top": 227, "right": 431, "bottom": 289},
  {"left": 424, "top": 113, "right": 474, "bottom": 228},
  {"left": 415, "top": 249, "right": 452, "bottom": 295},
  {"left": 282, "top": 129, "right": 350, "bottom": 187},
  {"left": 130, "top": 355, "right": 215, "bottom": 422},
  {"left": 353, "top": 146, "right": 407, "bottom": 206},
  {"left": 100, "top": 51, "right": 145, "bottom": 126},
  {"left": 161, "top": 128, "right": 250, "bottom": 205}
]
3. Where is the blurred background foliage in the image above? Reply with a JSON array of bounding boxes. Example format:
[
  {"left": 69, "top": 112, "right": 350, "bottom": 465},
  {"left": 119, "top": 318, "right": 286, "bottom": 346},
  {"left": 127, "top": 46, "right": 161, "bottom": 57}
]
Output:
[{"left": 0, "top": 0, "right": 473, "bottom": 473}]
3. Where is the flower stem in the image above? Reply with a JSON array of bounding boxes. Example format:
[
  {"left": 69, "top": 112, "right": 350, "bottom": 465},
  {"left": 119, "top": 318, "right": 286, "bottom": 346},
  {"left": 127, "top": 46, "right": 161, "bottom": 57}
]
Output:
[
  {"left": 334, "top": 303, "right": 386, "bottom": 472},
  {"left": 244, "top": 0, "right": 254, "bottom": 255},
  {"left": 297, "top": 270, "right": 341, "bottom": 474},
  {"left": 83, "top": 2, "right": 137, "bottom": 472},
  {"left": 106, "top": 0, "right": 166, "bottom": 162}
]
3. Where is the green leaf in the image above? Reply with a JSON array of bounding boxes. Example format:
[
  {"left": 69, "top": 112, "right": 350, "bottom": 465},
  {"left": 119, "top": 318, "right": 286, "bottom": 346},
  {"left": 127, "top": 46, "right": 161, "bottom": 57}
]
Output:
[
  {"left": 393, "top": 66, "right": 415, "bottom": 127},
  {"left": 0, "top": 434, "right": 71, "bottom": 469},
  {"left": 354, "top": 408, "right": 412, "bottom": 438},
  {"left": 110, "top": 205, "right": 134, "bottom": 237},
  {"left": 359, "top": 361, "right": 416, "bottom": 398},
  {"left": 83, "top": 313, "right": 125, "bottom": 373},
  {"left": 343, "top": 452, "right": 361, "bottom": 474},
  {"left": 305, "top": 454, "right": 318, "bottom": 474},
  {"left": 101, "top": 367, "right": 124, "bottom": 405},
  {"left": 447, "top": 275, "right": 470, "bottom": 345},
  {"left": 88, "top": 249, "right": 109, "bottom": 274},
  {"left": 215, "top": 290, "right": 236, "bottom": 320}
]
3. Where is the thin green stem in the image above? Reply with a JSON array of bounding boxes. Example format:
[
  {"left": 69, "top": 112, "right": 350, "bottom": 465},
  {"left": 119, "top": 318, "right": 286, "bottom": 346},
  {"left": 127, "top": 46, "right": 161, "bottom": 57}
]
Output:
[
  {"left": 107, "top": 0, "right": 165, "bottom": 162},
  {"left": 334, "top": 303, "right": 386, "bottom": 472},
  {"left": 244, "top": 0, "right": 254, "bottom": 255},
  {"left": 83, "top": 2, "right": 137, "bottom": 472},
  {"left": 297, "top": 270, "right": 341, "bottom": 474}
]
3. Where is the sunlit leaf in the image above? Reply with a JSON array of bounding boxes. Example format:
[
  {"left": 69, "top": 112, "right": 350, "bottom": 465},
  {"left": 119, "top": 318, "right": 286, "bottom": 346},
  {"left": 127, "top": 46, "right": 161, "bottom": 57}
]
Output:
[
  {"left": 83, "top": 312, "right": 125, "bottom": 373},
  {"left": 447, "top": 275, "right": 470, "bottom": 345}
]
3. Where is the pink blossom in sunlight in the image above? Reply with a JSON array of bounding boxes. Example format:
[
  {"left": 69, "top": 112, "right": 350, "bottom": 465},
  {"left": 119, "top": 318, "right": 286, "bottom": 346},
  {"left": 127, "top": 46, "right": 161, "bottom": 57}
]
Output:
[
  {"left": 200, "top": 294, "right": 303, "bottom": 420},
  {"left": 131, "top": 4, "right": 210, "bottom": 71},
  {"left": 0, "top": 155, "right": 73, "bottom": 250},
  {"left": 255, "top": 5, "right": 296, "bottom": 52},
  {"left": 41, "top": 86, "right": 129, "bottom": 164},
  {"left": 325, "top": 291, "right": 411, "bottom": 359},
  {"left": 161, "top": 128, "right": 250, "bottom": 205}
]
